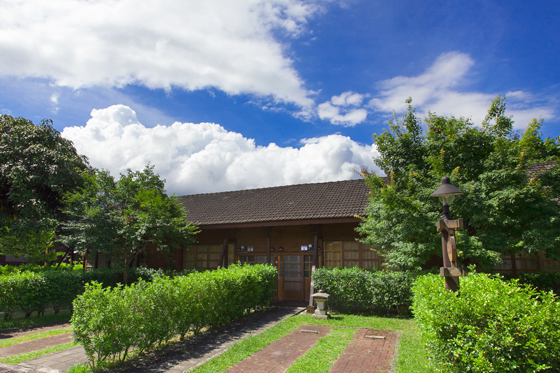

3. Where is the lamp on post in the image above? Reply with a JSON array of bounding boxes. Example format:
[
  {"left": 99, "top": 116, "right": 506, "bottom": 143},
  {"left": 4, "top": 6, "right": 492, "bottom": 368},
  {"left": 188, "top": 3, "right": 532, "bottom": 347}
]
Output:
[{"left": 431, "top": 177, "right": 467, "bottom": 292}]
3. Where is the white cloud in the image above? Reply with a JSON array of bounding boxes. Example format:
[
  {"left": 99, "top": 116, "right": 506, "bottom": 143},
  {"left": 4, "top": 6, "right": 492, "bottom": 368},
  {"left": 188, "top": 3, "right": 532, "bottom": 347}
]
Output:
[
  {"left": 368, "top": 52, "right": 556, "bottom": 128},
  {"left": 318, "top": 91, "right": 368, "bottom": 126},
  {"left": 62, "top": 105, "right": 379, "bottom": 195},
  {"left": 0, "top": 0, "right": 324, "bottom": 109}
]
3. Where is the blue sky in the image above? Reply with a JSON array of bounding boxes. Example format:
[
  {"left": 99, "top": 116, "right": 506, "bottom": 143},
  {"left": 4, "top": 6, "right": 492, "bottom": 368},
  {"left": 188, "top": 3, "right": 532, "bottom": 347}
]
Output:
[{"left": 1, "top": 0, "right": 558, "bottom": 195}]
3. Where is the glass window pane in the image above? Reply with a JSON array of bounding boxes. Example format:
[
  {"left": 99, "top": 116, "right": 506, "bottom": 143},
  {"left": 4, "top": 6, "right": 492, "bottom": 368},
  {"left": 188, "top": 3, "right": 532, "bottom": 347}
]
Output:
[
  {"left": 209, "top": 245, "right": 221, "bottom": 253},
  {"left": 209, "top": 253, "right": 220, "bottom": 260},
  {"left": 257, "top": 256, "right": 267, "bottom": 263},
  {"left": 197, "top": 260, "right": 207, "bottom": 268},
  {"left": 208, "top": 260, "right": 219, "bottom": 268},
  {"left": 197, "top": 245, "right": 207, "bottom": 253},
  {"left": 197, "top": 253, "right": 207, "bottom": 260}
]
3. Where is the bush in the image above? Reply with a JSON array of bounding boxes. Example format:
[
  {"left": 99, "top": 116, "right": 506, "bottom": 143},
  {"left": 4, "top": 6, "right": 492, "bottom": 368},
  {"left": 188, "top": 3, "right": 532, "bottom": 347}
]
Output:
[
  {"left": 71, "top": 264, "right": 277, "bottom": 369},
  {"left": 501, "top": 271, "right": 560, "bottom": 295},
  {"left": 368, "top": 270, "right": 415, "bottom": 313},
  {"left": 0, "top": 266, "right": 195, "bottom": 318},
  {"left": 412, "top": 273, "right": 560, "bottom": 372},
  {"left": 311, "top": 267, "right": 417, "bottom": 314}
]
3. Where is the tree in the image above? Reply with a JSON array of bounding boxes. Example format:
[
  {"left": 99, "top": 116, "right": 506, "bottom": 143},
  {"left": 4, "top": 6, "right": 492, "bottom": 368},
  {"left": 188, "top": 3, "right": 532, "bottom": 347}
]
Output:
[
  {"left": 0, "top": 115, "right": 89, "bottom": 263},
  {"left": 61, "top": 165, "right": 198, "bottom": 283},
  {"left": 357, "top": 96, "right": 560, "bottom": 271}
]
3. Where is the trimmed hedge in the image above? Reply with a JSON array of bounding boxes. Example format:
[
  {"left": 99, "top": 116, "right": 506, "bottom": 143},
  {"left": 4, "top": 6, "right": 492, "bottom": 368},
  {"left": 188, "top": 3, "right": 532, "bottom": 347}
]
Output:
[
  {"left": 412, "top": 273, "right": 560, "bottom": 372},
  {"left": 311, "top": 267, "right": 417, "bottom": 314},
  {"left": 71, "top": 264, "right": 277, "bottom": 369},
  {"left": 0, "top": 267, "right": 196, "bottom": 319}
]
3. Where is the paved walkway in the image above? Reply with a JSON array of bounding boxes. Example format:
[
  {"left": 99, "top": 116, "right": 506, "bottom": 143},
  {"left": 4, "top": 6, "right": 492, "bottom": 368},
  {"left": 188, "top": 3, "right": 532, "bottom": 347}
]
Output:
[
  {"left": 0, "top": 334, "right": 73, "bottom": 359},
  {"left": 329, "top": 329, "right": 401, "bottom": 373},
  {"left": 226, "top": 325, "right": 331, "bottom": 373}
]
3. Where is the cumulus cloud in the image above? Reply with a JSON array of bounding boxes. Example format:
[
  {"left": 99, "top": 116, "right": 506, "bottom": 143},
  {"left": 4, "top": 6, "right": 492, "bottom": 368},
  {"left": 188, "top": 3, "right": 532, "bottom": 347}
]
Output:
[
  {"left": 0, "top": 0, "right": 324, "bottom": 109},
  {"left": 368, "top": 52, "right": 556, "bottom": 128},
  {"left": 318, "top": 91, "right": 368, "bottom": 126},
  {"left": 62, "top": 105, "right": 379, "bottom": 195}
]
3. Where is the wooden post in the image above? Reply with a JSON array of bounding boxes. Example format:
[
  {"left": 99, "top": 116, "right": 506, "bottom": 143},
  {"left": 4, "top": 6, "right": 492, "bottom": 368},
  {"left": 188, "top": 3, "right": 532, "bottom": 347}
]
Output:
[
  {"left": 309, "top": 225, "right": 319, "bottom": 308},
  {"left": 218, "top": 229, "right": 228, "bottom": 269},
  {"left": 267, "top": 227, "right": 271, "bottom": 264},
  {"left": 438, "top": 218, "right": 464, "bottom": 292}
]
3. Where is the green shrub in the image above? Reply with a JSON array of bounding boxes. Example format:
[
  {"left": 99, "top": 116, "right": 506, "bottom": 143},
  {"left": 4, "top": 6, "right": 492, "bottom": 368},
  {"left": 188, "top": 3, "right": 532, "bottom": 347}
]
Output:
[
  {"left": 72, "top": 264, "right": 277, "bottom": 369},
  {"left": 501, "top": 271, "right": 560, "bottom": 295},
  {"left": 311, "top": 267, "right": 371, "bottom": 312},
  {"left": 312, "top": 267, "right": 417, "bottom": 314},
  {"left": 368, "top": 270, "right": 415, "bottom": 313},
  {"left": 412, "top": 273, "right": 560, "bottom": 372},
  {"left": 0, "top": 266, "right": 197, "bottom": 318}
]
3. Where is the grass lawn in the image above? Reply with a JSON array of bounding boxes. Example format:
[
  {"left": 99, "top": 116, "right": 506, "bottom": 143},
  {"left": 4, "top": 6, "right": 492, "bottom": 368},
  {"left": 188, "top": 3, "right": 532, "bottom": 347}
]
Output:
[
  {"left": 190, "top": 313, "right": 435, "bottom": 373},
  {"left": 0, "top": 309, "right": 72, "bottom": 331}
]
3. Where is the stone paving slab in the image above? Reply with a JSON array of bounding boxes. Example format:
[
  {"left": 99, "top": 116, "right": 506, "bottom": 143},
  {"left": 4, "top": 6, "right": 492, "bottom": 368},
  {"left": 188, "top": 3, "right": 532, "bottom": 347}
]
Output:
[
  {"left": 24, "top": 346, "right": 87, "bottom": 373},
  {"left": 0, "top": 334, "right": 73, "bottom": 359},
  {"left": 329, "top": 328, "right": 401, "bottom": 373},
  {"left": 226, "top": 325, "right": 331, "bottom": 373},
  {"left": 0, "top": 362, "right": 59, "bottom": 373}
]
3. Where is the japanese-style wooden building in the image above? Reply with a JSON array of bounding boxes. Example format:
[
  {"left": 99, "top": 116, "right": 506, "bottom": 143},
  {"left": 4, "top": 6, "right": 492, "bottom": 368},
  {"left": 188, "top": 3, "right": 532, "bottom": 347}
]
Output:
[{"left": 146, "top": 179, "right": 383, "bottom": 303}]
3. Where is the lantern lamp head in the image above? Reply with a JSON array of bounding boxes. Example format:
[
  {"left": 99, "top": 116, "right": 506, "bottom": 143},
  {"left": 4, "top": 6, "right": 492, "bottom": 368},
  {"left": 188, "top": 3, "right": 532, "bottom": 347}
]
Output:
[{"left": 431, "top": 177, "right": 463, "bottom": 206}]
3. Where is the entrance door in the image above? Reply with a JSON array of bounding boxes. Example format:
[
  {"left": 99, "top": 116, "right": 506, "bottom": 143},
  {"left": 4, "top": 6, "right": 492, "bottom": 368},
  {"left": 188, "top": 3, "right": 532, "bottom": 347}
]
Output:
[{"left": 281, "top": 255, "right": 304, "bottom": 301}]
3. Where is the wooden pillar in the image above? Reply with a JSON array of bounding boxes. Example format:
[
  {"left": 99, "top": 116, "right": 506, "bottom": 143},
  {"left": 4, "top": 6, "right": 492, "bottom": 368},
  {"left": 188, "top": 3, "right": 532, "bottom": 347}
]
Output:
[
  {"left": 218, "top": 229, "right": 228, "bottom": 269},
  {"left": 309, "top": 225, "right": 319, "bottom": 307},
  {"left": 266, "top": 227, "right": 272, "bottom": 264}
]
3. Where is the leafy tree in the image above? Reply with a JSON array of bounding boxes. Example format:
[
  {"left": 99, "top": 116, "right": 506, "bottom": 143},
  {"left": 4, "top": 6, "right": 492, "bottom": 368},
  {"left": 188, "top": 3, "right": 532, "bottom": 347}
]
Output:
[
  {"left": 357, "top": 96, "right": 560, "bottom": 271},
  {"left": 0, "top": 115, "right": 89, "bottom": 263},
  {"left": 61, "top": 165, "right": 198, "bottom": 283}
]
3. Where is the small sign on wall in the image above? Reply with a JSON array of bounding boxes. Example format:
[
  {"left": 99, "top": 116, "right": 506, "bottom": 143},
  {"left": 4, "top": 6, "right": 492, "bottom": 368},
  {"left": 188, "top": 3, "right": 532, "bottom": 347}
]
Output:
[
  {"left": 248, "top": 246, "right": 254, "bottom": 252},
  {"left": 301, "top": 245, "right": 308, "bottom": 251}
]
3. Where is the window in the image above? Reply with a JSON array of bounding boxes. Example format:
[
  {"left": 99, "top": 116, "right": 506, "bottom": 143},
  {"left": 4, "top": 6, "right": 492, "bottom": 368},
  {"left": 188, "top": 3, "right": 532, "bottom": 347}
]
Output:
[
  {"left": 238, "top": 255, "right": 268, "bottom": 264},
  {"left": 185, "top": 244, "right": 222, "bottom": 270},
  {"left": 324, "top": 241, "right": 383, "bottom": 270},
  {"left": 324, "top": 242, "right": 342, "bottom": 268}
]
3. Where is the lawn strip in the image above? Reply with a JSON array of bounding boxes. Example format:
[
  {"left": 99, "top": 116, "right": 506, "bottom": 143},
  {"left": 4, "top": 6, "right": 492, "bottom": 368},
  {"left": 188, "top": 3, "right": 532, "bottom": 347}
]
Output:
[
  {"left": 0, "top": 310, "right": 72, "bottom": 331},
  {"left": 0, "top": 341, "right": 78, "bottom": 364},
  {"left": 286, "top": 327, "right": 356, "bottom": 373},
  {"left": 189, "top": 314, "right": 303, "bottom": 373},
  {"left": 190, "top": 313, "right": 435, "bottom": 373},
  {"left": 0, "top": 327, "right": 72, "bottom": 348},
  {"left": 301, "top": 314, "right": 436, "bottom": 373}
]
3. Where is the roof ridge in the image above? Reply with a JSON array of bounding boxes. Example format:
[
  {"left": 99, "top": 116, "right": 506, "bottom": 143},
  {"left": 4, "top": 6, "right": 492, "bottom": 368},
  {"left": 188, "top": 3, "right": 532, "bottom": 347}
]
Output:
[{"left": 178, "top": 178, "right": 367, "bottom": 198}]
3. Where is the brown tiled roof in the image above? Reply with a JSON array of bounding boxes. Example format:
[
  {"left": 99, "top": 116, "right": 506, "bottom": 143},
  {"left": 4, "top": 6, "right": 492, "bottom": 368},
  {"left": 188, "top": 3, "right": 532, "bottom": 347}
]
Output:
[
  {"left": 527, "top": 161, "right": 557, "bottom": 177},
  {"left": 178, "top": 179, "right": 370, "bottom": 226}
]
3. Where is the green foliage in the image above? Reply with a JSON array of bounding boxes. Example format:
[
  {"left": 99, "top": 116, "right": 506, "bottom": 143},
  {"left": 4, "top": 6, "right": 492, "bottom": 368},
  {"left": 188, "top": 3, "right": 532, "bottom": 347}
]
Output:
[
  {"left": 358, "top": 96, "right": 560, "bottom": 270},
  {"left": 312, "top": 267, "right": 417, "bottom": 314},
  {"left": 412, "top": 273, "right": 560, "bottom": 372},
  {"left": 61, "top": 165, "right": 199, "bottom": 283},
  {"left": 71, "top": 264, "right": 277, "bottom": 369},
  {"left": 501, "top": 271, "right": 560, "bottom": 295},
  {"left": 312, "top": 267, "right": 371, "bottom": 312},
  {"left": 0, "top": 115, "right": 89, "bottom": 263},
  {"left": 0, "top": 266, "right": 183, "bottom": 319}
]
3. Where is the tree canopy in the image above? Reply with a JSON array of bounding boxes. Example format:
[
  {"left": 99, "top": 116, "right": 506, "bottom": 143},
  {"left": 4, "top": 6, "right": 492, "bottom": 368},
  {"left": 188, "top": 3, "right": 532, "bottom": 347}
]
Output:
[
  {"left": 61, "top": 165, "right": 198, "bottom": 283},
  {"left": 0, "top": 115, "right": 89, "bottom": 263},
  {"left": 357, "top": 96, "right": 560, "bottom": 271}
]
